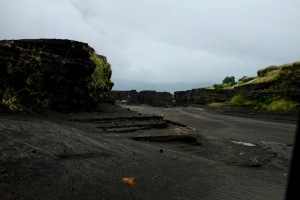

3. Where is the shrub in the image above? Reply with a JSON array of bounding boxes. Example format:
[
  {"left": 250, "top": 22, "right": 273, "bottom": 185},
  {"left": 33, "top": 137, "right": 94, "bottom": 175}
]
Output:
[
  {"left": 255, "top": 98, "right": 274, "bottom": 110},
  {"left": 230, "top": 94, "right": 253, "bottom": 106},
  {"left": 1, "top": 87, "right": 22, "bottom": 111},
  {"left": 213, "top": 84, "right": 224, "bottom": 89},
  {"left": 257, "top": 65, "right": 278, "bottom": 77},
  {"left": 267, "top": 99, "right": 298, "bottom": 111}
]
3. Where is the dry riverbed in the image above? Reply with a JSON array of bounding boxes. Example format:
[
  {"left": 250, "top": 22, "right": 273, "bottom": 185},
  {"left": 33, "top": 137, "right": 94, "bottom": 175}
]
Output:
[{"left": 0, "top": 103, "right": 298, "bottom": 200}]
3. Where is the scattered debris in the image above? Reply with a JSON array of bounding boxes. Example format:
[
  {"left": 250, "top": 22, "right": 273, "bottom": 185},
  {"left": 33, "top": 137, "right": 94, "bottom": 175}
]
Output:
[
  {"left": 249, "top": 156, "right": 261, "bottom": 167},
  {"left": 123, "top": 177, "right": 136, "bottom": 186},
  {"left": 174, "top": 127, "right": 190, "bottom": 135}
]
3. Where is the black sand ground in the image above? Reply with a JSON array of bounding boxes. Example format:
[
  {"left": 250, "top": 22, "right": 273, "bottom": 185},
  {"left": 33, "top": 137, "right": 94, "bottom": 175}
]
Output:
[{"left": 0, "top": 104, "right": 297, "bottom": 200}]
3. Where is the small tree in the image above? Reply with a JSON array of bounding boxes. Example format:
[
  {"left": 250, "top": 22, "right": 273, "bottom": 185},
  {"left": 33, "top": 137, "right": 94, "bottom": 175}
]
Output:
[{"left": 222, "top": 76, "right": 236, "bottom": 86}]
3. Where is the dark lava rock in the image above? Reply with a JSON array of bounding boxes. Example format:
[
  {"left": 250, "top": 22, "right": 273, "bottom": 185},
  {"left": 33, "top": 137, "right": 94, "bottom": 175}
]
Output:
[{"left": 0, "top": 39, "right": 114, "bottom": 112}]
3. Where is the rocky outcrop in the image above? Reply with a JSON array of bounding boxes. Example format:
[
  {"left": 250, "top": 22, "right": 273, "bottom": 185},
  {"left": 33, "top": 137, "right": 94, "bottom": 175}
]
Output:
[
  {"left": 153, "top": 92, "right": 173, "bottom": 107},
  {"left": 113, "top": 90, "right": 173, "bottom": 107},
  {"left": 0, "top": 39, "right": 114, "bottom": 112},
  {"left": 137, "top": 90, "right": 157, "bottom": 105},
  {"left": 138, "top": 90, "right": 173, "bottom": 106},
  {"left": 112, "top": 90, "right": 138, "bottom": 104}
]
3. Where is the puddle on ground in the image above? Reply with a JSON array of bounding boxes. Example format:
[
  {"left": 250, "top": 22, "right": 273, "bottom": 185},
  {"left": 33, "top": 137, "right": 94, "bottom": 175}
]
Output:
[{"left": 231, "top": 140, "right": 256, "bottom": 146}]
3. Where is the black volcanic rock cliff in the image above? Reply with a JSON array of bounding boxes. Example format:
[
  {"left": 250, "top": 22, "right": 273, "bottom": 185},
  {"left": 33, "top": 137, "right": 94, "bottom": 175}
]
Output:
[{"left": 0, "top": 39, "right": 114, "bottom": 112}]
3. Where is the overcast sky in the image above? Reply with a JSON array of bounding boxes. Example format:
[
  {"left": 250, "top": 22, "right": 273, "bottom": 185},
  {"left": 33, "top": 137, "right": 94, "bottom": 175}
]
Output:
[{"left": 1, "top": 0, "right": 300, "bottom": 91}]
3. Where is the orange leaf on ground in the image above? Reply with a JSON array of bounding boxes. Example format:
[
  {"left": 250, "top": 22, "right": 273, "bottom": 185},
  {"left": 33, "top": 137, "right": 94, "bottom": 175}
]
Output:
[{"left": 123, "top": 177, "right": 136, "bottom": 186}]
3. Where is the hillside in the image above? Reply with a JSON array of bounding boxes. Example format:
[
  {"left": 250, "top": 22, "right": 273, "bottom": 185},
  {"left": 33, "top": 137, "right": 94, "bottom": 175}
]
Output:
[
  {"left": 232, "top": 61, "right": 300, "bottom": 111},
  {"left": 183, "top": 61, "right": 300, "bottom": 111},
  {"left": 237, "top": 61, "right": 300, "bottom": 88}
]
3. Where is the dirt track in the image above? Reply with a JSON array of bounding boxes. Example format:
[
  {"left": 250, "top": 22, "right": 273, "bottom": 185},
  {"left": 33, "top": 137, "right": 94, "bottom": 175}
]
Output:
[{"left": 0, "top": 104, "right": 298, "bottom": 200}]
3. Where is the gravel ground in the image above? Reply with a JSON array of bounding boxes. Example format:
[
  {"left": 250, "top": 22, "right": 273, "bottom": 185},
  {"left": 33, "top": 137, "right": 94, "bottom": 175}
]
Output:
[{"left": 0, "top": 104, "right": 298, "bottom": 200}]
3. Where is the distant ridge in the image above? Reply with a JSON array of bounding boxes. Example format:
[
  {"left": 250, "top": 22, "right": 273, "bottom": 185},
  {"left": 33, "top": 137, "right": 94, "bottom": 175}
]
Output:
[{"left": 112, "top": 80, "right": 213, "bottom": 93}]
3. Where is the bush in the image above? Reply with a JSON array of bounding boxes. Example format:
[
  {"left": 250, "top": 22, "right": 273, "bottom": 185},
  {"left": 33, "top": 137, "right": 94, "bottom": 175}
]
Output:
[
  {"left": 230, "top": 94, "right": 253, "bottom": 106},
  {"left": 1, "top": 87, "right": 22, "bottom": 111},
  {"left": 213, "top": 84, "right": 224, "bottom": 89},
  {"left": 230, "top": 95, "right": 245, "bottom": 105},
  {"left": 267, "top": 99, "right": 298, "bottom": 111},
  {"left": 257, "top": 65, "right": 278, "bottom": 77}
]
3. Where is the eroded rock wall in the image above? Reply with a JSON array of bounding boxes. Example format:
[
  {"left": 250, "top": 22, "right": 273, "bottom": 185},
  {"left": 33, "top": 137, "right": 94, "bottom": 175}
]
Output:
[
  {"left": 0, "top": 39, "right": 114, "bottom": 112},
  {"left": 114, "top": 88, "right": 233, "bottom": 107},
  {"left": 112, "top": 90, "right": 138, "bottom": 104}
]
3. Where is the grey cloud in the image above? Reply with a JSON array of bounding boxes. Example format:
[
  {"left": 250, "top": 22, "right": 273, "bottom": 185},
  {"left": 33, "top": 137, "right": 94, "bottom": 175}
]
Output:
[{"left": 1, "top": 0, "right": 300, "bottom": 91}]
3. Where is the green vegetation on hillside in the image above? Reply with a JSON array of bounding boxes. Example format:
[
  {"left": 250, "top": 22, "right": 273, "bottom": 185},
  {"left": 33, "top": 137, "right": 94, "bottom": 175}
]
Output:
[
  {"left": 207, "top": 61, "right": 300, "bottom": 112},
  {"left": 0, "top": 46, "right": 50, "bottom": 111},
  {"left": 209, "top": 61, "right": 300, "bottom": 89},
  {"left": 88, "top": 52, "right": 113, "bottom": 100},
  {"left": 229, "top": 94, "right": 254, "bottom": 106},
  {"left": 235, "top": 76, "right": 256, "bottom": 86},
  {"left": 239, "top": 61, "right": 300, "bottom": 87},
  {"left": 228, "top": 94, "right": 299, "bottom": 111}
]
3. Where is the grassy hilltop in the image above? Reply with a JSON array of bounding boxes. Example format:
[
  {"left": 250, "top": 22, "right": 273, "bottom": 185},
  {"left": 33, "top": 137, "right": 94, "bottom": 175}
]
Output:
[{"left": 208, "top": 61, "right": 300, "bottom": 111}]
